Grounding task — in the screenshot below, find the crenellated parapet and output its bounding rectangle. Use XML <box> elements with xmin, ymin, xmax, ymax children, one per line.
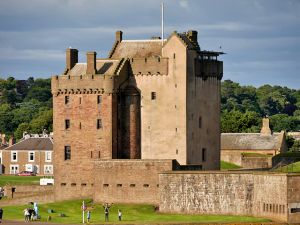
<box><xmin>51</xmin><ymin>74</ymin><xmax>117</xmax><ymax>96</ymax></box>
<box><xmin>129</xmin><ymin>57</ymin><xmax>168</xmax><ymax>76</ymax></box>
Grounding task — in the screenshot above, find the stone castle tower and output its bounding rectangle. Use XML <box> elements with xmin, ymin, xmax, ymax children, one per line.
<box><xmin>52</xmin><ymin>30</ymin><xmax>223</xmax><ymax>199</ymax></box>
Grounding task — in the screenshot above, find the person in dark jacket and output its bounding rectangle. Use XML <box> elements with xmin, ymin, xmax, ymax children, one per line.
<box><xmin>0</xmin><ymin>208</ymin><xmax>3</xmax><ymax>223</ymax></box>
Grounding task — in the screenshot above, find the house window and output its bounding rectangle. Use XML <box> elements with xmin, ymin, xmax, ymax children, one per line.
<box><xmin>151</xmin><ymin>92</ymin><xmax>156</xmax><ymax>100</ymax></box>
<box><xmin>11</xmin><ymin>151</ymin><xmax>18</xmax><ymax>162</ymax></box>
<box><xmin>65</xmin><ymin>96</ymin><xmax>70</xmax><ymax>104</ymax></box>
<box><xmin>44</xmin><ymin>165</ymin><xmax>53</xmax><ymax>174</ymax></box>
<box><xmin>202</xmin><ymin>148</ymin><xmax>206</xmax><ymax>162</ymax></box>
<box><xmin>64</xmin><ymin>146</ymin><xmax>71</xmax><ymax>160</ymax></box>
<box><xmin>97</xmin><ymin>119</ymin><xmax>102</xmax><ymax>129</ymax></box>
<box><xmin>65</xmin><ymin>119</ymin><xmax>70</xmax><ymax>129</ymax></box>
<box><xmin>28</xmin><ymin>151</ymin><xmax>35</xmax><ymax>162</ymax></box>
<box><xmin>199</xmin><ymin>116</ymin><xmax>202</xmax><ymax>128</ymax></box>
<box><xmin>97</xmin><ymin>95</ymin><xmax>102</xmax><ymax>104</ymax></box>
<box><xmin>45</xmin><ymin>151</ymin><xmax>52</xmax><ymax>162</ymax></box>
<box><xmin>10</xmin><ymin>165</ymin><xmax>19</xmax><ymax>174</ymax></box>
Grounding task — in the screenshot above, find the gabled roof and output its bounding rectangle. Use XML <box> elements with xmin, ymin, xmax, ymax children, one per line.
<box><xmin>109</xmin><ymin>40</ymin><xmax>163</xmax><ymax>59</ymax></box>
<box><xmin>221</xmin><ymin>132</ymin><xmax>284</xmax><ymax>150</ymax></box>
<box><xmin>4</xmin><ymin>137</ymin><xmax>53</xmax><ymax>151</ymax></box>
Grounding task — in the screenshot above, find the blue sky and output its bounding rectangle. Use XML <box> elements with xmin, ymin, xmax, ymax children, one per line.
<box><xmin>0</xmin><ymin>0</ymin><xmax>299</xmax><ymax>89</ymax></box>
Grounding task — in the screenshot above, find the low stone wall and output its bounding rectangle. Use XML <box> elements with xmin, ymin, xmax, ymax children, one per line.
<box><xmin>93</xmin><ymin>159</ymin><xmax>173</xmax><ymax>204</ymax></box>
<box><xmin>1</xmin><ymin>185</ymin><xmax>54</xmax><ymax>206</ymax></box>
<box><xmin>159</xmin><ymin>171</ymin><xmax>300</xmax><ymax>223</ymax></box>
<box><xmin>241</xmin><ymin>156</ymin><xmax>272</xmax><ymax>169</ymax></box>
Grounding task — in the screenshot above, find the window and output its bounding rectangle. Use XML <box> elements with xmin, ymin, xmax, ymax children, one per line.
<box><xmin>64</xmin><ymin>146</ymin><xmax>71</xmax><ymax>160</ymax></box>
<box><xmin>97</xmin><ymin>95</ymin><xmax>102</xmax><ymax>104</ymax></box>
<box><xmin>199</xmin><ymin>116</ymin><xmax>202</xmax><ymax>128</ymax></box>
<box><xmin>97</xmin><ymin>119</ymin><xmax>102</xmax><ymax>129</ymax></box>
<box><xmin>11</xmin><ymin>151</ymin><xmax>17</xmax><ymax>162</ymax></box>
<box><xmin>151</xmin><ymin>92</ymin><xmax>156</xmax><ymax>100</ymax></box>
<box><xmin>65</xmin><ymin>119</ymin><xmax>70</xmax><ymax>129</ymax></box>
<box><xmin>71</xmin><ymin>183</ymin><xmax>76</xmax><ymax>186</ymax></box>
<box><xmin>130</xmin><ymin>184</ymin><xmax>135</xmax><ymax>187</ymax></box>
<box><xmin>10</xmin><ymin>165</ymin><xmax>19</xmax><ymax>174</ymax></box>
<box><xmin>45</xmin><ymin>151</ymin><xmax>52</xmax><ymax>162</ymax></box>
<box><xmin>61</xmin><ymin>183</ymin><xmax>66</xmax><ymax>186</ymax></box>
<box><xmin>79</xmin><ymin>97</ymin><xmax>82</xmax><ymax>104</ymax></box>
<box><xmin>176</xmin><ymin>149</ymin><xmax>178</xmax><ymax>155</ymax></box>
<box><xmin>143</xmin><ymin>184</ymin><xmax>149</xmax><ymax>187</ymax></box>
<box><xmin>173</xmin><ymin>53</ymin><xmax>176</xmax><ymax>59</ymax></box>
<box><xmin>90</xmin><ymin>151</ymin><xmax>93</xmax><ymax>158</ymax></box>
<box><xmin>103</xmin><ymin>184</ymin><xmax>109</xmax><ymax>187</ymax></box>
<box><xmin>202</xmin><ymin>148</ymin><xmax>206</xmax><ymax>162</ymax></box>
<box><xmin>79</xmin><ymin>122</ymin><xmax>82</xmax><ymax>129</ymax></box>
<box><xmin>28</xmin><ymin>151</ymin><xmax>35</xmax><ymax>162</ymax></box>
<box><xmin>117</xmin><ymin>184</ymin><xmax>122</xmax><ymax>187</ymax></box>
<box><xmin>44</xmin><ymin>165</ymin><xmax>53</xmax><ymax>174</ymax></box>
<box><xmin>65</xmin><ymin>96</ymin><xmax>70</xmax><ymax>104</ymax></box>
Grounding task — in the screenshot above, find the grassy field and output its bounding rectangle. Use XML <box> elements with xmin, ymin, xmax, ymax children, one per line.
<box><xmin>275</xmin><ymin>161</ymin><xmax>300</xmax><ymax>173</ymax></box>
<box><xmin>1</xmin><ymin>199</ymin><xmax>271</xmax><ymax>224</ymax></box>
<box><xmin>0</xmin><ymin>175</ymin><xmax>40</xmax><ymax>186</ymax></box>
<box><xmin>220</xmin><ymin>161</ymin><xmax>242</xmax><ymax>170</ymax></box>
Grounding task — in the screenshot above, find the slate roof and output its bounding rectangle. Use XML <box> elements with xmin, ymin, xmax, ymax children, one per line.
<box><xmin>221</xmin><ymin>133</ymin><xmax>284</xmax><ymax>150</ymax></box>
<box><xmin>110</xmin><ymin>40</ymin><xmax>164</xmax><ymax>59</ymax></box>
<box><xmin>4</xmin><ymin>137</ymin><xmax>53</xmax><ymax>151</ymax></box>
<box><xmin>67</xmin><ymin>59</ymin><xmax>120</xmax><ymax>76</ymax></box>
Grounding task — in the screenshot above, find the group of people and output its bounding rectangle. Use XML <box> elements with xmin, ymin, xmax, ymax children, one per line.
<box><xmin>85</xmin><ymin>203</ymin><xmax>122</xmax><ymax>223</ymax></box>
<box><xmin>23</xmin><ymin>202</ymin><xmax>39</xmax><ymax>222</ymax></box>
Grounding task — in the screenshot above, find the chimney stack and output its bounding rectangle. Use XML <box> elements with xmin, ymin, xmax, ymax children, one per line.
<box><xmin>86</xmin><ymin>52</ymin><xmax>97</xmax><ymax>74</ymax></box>
<box><xmin>9</xmin><ymin>136</ymin><xmax>15</xmax><ymax>146</ymax></box>
<box><xmin>260</xmin><ymin>118</ymin><xmax>272</xmax><ymax>136</ymax></box>
<box><xmin>116</xmin><ymin>31</ymin><xmax>123</xmax><ymax>42</ymax></box>
<box><xmin>1</xmin><ymin>134</ymin><xmax>6</xmax><ymax>146</ymax></box>
<box><xmin>187</xmin><ymin>30</ymin><xmax>198</xmax><ymax>44</ymax></box>
<box><xmin>66</xmin><ymin>48</ymin><xmax>78</xmax><ymax>71</ymax></box>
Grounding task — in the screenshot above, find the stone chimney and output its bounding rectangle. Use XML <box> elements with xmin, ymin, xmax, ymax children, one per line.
<box><xmin>1</xmin><ymin>134</ymin><xmax>6</xmax><ymax>146</ymax></box>
<box><xmin>187</xmin><ymin>30</ymin><xmax>198</xmax><ymax>44</ymax></box>
<box><xmin>116</xmin><ymin>31</ymin><xmax>123</xmax><ymax>42</ymax></box>
<box><xmin>86</xmin><ymin>52</ymin><xmax>97</xmax><ymax>74</ymax></box>
<box><xmin>9</xmin><ymin>136</ymin><xmax>15</xmax><ymax>146</ymax></box>
<box><xmin>260</xmin><ymin>118</ymin><xmax>272</xmax><ymax>136</ymax></box>
<box><xmin>66</xmin><ymin>48</ymin><xmax>78</xmax><ymax>71</ymax></box>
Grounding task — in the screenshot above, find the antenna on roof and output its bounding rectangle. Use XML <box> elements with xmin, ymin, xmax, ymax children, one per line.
<box><xmin>161</xmin><ymin>2</ymin><xmax>164</xmax><ymax>46</ymax></box>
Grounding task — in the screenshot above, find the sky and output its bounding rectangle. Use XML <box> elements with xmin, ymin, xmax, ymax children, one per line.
<box><xmin>0</xmin><ymin>0</ymin><xmax>299</xmax><ymax>89</ymax></box>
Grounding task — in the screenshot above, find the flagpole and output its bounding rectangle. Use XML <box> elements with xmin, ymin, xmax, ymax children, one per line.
<box><xmin>161</xmin><ymin>2</ymin><xmax>164</xmax><ymax>46</ymax></box>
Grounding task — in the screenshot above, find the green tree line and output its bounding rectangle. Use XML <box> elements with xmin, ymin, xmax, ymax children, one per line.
<box><xmin>0</xmin><ymin>77</ymin><xmax>52</xmax><ymax>140</ymax></box>
<box><xmin>0</xmin><ymin>77</ymin><xmax>299</xmax><ymax>141</ymax></box>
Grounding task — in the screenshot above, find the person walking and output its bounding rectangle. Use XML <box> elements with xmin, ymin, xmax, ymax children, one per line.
<box><xmin>118</xmin><ymin>209</ymin><xmax>122</xmax><ymax>221</ymax></box>
<box><xmin>0</xmin><ymin>208</ymin><xmax>3</xmax><ymax>223</ymax></box>
<box><xmin>86</xmin><ymin>210</ymin><xmax>91</xmax><ymax>223</ymax></box>
<box><xmin>103</xmin><ymin>203</ymin><xmax>112</xmax><ymax>222</ymax></box>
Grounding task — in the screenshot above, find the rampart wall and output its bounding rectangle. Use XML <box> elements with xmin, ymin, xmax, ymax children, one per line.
<box><xmin>93</xmin><ymin>159</ymin><xmax>173</xmax><ymax>204</ymax></box>
<box><xmin>159</xmin><ymin>171</ymin><xmax>300</xmax><ymax>223</ymax></box>
<box><xmin>130</xmin><ymin>57</ymin><xmax>168</xmax><ymax>75</ymax></box>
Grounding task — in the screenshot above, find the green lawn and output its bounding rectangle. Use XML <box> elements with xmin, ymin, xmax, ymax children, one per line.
<box><xmin>1</xmin><ymin>199</ymin><xmax>271</xmax><ymax>224</ymax></box>
<box><xmin>0</xmin><ymin>175</ymin><xmax>40</xmax><ymax>186</ymax></box>
<box><xmin>275</xmin><ymin>161</ymin><xmax>300</xmax><ymax>173</ymax></box>
<box><xmin>220</xmin><ymin>161</ymin><xmax>242</xmax><ymax>170</ymax></box>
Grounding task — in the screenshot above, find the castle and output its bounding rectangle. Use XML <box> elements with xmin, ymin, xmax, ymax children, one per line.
<box><xmin>51</xmin><ymin>30</ymin><xmax>300</xmax><ymax>223</ymax></box>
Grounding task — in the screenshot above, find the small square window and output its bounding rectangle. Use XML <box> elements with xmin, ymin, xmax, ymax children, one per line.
<box><xmin>151</xmin><ymin>92</ymin><xmax>156</xmax><ymax>100</ymax></box>
<box><xmin>97</xmin><ymin>119</ymin><xmax>102</xmax><ymax>129</ymax></box>
<box><xmin>65</xmin><ymin>96</ymin><xmax>70</xmax><ymax>104</ymax></box>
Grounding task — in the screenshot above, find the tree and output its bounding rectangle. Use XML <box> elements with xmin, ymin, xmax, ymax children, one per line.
<box><xmin>14</xmin><ymin>122</ymin><xmax>30</xmax><ymax>140</ymax></box>
<box><xmin>0</xmin><ymin>103</ymin><xmax>14</xmax><ymax>133</ymax></box>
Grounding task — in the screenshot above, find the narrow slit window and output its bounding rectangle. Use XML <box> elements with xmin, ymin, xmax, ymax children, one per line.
<box><xmin>97</xmin><ymin>119</ymin><xmax>102</xmax><ymax>129</ymax></box>
<box><xmin>65</xmin><ymin>119</ymin><xmax>70</xmax><ymax>130</ymax></box>
<box><xmin>65</xmin><ymin>96</ymin><xmax>70</xmax><ymax>104</ymax></box>
<box><xmin>97</xmin><ymin>95</ymin><xmax>102</xmax><ymax>104</ymax></box>
<box><xmin>79</xmin><ymin>97</ymin><xmax>82</xmax><ymax>104</ymax></box>
<box><xmin>90</xmin><ymin>151</ymin><xmax>93</xmax><ymax>158</ymax></box>
<box><xmin>202</xmin><ymin>148</ymin><xmax>206</xmax><ymax>162</ymax></box>
<box><xmin>199</xmin><ymin>116</ymin><xmax>202</xmax><ymax>128</ymax></box>
<box><xmin>151</xmin><ymin>92</ymin><xmax>156</xmax><ymax>100</ymax></box>
<box><xmin>64</xmin><ymin>146</ymin><xmax>71</xmax><ymax>160</ymax></box>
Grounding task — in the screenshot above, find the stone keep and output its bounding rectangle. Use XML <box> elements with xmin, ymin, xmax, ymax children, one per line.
<box><xmin>51</xmin><ymin>30</ymin><xmax>223</xmax><ymax>200</ymax></box>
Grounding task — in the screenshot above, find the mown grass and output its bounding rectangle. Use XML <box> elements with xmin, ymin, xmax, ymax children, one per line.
<box><xmin>1</xmin><ymin>199</ymin><xmax>271</xmax><ymax>224</ymax></box>
<box><xmin>0</xmin><ymin>175</ymin><xmax>40</xmax><ymax>186</ymax></box>
<box><xmin>220</xmin><ymin>161</ymin><xmax>242</xmax><ymax>170</ymax></box>
<box><xmin>275</xmin><ymin>161</ymin><xmax>300</xmax><ymax>173</ymax></box>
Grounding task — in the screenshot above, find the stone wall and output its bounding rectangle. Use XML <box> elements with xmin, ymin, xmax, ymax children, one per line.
<box><xmin>241</xmin><ymin>156</ymin><xmax>272</xmax><ymax>169</ymax></box>
<box><xmin>159</xmin><ymin>171</ymin><xmax>300</xmax><ymax>223</ymax></box>
<box><xmin>93</xmin><ymin>159</ymin><xmax>173</xmax><ymax>204</ymax></box>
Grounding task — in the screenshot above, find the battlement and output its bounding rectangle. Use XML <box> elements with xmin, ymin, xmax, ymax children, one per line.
<box><xmin>129</xmin><ymin>57</ymin><xmax>168</xmax><ymax>76</ymax></box>
<box><xmin>51</xmin><ymin>74</ymin><xmax>116</xmax><ymax>95</ymax></box>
